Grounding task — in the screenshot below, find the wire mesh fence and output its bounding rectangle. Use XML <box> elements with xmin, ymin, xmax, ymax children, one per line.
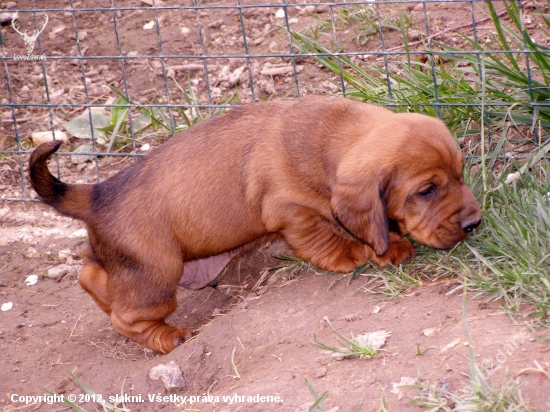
<box><xmin>1</xmin><ymin>0</ymin><xmax>548</xmax><ymax>201</ymax></box>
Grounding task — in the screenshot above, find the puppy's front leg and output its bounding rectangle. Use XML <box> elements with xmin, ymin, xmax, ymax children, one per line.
<box><xmin>279</xmin><ymin>209</ymin><xmax>415</xmax><ymax>272</ymax></box>
<box><xmin>370</xmin><ymin>232</ymin><xmax>415</xmax><ymax>267</ymax></box>
<box><xmin>279</xmin><ymin>209</ymin><xmax>372</xmax><ymax>272</ymax></box>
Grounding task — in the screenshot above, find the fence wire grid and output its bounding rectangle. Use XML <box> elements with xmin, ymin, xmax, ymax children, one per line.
<box><xmin>1</xmin><ymin>0</ymin><xmax>549</xmax><ymax>201</ymax></box>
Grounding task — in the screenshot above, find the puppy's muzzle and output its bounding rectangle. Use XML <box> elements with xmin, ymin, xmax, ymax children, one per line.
<box><xmin>457</xmin><ymin>199</ymin><xmax>482</xmax><ymax>235</ymax></box>
<box><xmin>462</xmin><ymin>218</ymin><xmax>481</xmax><ymax>234</ymax></box>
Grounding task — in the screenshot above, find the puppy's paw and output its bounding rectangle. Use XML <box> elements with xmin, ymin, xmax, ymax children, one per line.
<box><xmin>167</xmin><ymin>327</ymin><xmax>194</xmax><ymax>351</ymax></box>
<box><xmin>373</xmin><ymin>233</ymin><xmax>415</xmax><ymax>267</ymax></box>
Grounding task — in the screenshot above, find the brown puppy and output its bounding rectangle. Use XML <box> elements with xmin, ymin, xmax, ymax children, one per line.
<box><xmin>29</xmin><ymin>96</ymin><xmax>481</xmax><ymax>353</ymax></box>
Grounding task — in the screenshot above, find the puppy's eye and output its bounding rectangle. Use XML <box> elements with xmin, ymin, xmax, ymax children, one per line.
<box><xmin>418</xmin><ymin>185</ymin><xmax>437</xmax><ymax>198</ymax></box>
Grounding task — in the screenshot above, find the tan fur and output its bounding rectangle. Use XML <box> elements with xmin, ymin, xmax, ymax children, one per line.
<box><xmin>29</xmin><ymin>96</ymin><xmax>481</xmax><ymax>353</ymax></box>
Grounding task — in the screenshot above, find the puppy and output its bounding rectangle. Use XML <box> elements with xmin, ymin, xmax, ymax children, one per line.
<box><xmin>29</xmin><ymin>96</ymin><xmax>481</xmax><ymax>353</ymax></box>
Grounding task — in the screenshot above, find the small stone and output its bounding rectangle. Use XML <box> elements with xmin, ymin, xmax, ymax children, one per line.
<box><xmin>149</xmin><ymin>361</ymin><xmax>185</xmax><ymax>390</ymax></box>
<box><xmin>70</xmin><ymin>228</ymin><xmax>88</xmax><ymax>238</ymax></box>
<box><xmin>211</xmin><ymin>87</ymin><xmax>222</xmax><ymax>100</ymax></box>
<box><xmin>1</xmin><ymin>302</ymin><xmax>13</xmax><ymax>311</ymax></box>
<box><xmin>29</xmin><ymin>131</ymin><xmax>69</xmax><ymax>147</ymax></box>
<box><xmin>294</xmin><ymin>403</ymin><xmax>314</xmax><ymax>412</ymax></box>
<box><xmin>25</xmin><ymin>275</ymin><xmax>38</xmax><ymax>286</ymax></box>
<box><xmin>208</xmin><ymin>19</ymin><xmax>224</xmax><ymax>29</ymax></box>
<box><xmin>0</xmin><ymin>207</ymin><xmax>9</xmax><ymax>219</ymax></box>
<box><xmin>57</xmin><ymin>249</ymin><xmax>72</xmax><ymax>263</ymax></box>
<box><xmin>143</xmin><ymin>21</ymin><xmax>155</xmax><ymax>30</ymax></box>
<box><xmin>315</xmin><ymin>367</ymin><xmax>327</xmax><ymax>378</ymax></box>
<box><xmin>229</xmin><ymin>66</ymin><xmax>246</xmax><ymax>86</ymax></box>
<box><xmin>391</xmin><ymin>376</ymin><xmax>418</xmax><ymax>395</ymax></box>
<box><xmin>70</xmin><ymin>143</ymin><xmax>95</xmax><ymax>165</ymax></box>
<box><xmin>268</xmin><ymin>41</ymin><xmax>278</xmax><ymax>53</ymax></box>
<box><xmin>24</xmin><ymin>247</ymin><xmax>40</xmax><ymax>259</ymax></box>
<box><xmin>46</xmin><ymin>264</ymin><xmax>73</xmax><ymax>280</ymax></box>
<box><xmin>422</xmin><ymin>327</ymin><xmax>438</xmax><ymax>337</ymax></box>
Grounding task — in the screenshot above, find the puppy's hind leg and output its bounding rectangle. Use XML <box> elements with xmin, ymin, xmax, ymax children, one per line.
<box><xmin>79</xmin><ymin>260</ymin><xmax>113</xmax><ymax>314</ymax></box>
<box><xmin>108</xmin><ymin>265</ymin><xmax>192</xmax><ymax>354</ymax></box>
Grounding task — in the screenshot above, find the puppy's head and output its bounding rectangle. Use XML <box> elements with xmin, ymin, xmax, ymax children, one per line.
<box><xmin>331</xmin><ymin>111</ymin><xmax>481</xmax><ymax>255</ymax></box>
<box><xmin>384</xmin><ymin>114</ymin><xmax>482</xmax><ymax>249</ymax></box>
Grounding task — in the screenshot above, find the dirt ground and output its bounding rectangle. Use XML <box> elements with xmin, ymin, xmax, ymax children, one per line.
<box><xmin>1</xmin><ymin>1</ymin><xmax>550</xmax><ymax>411</ymax></box>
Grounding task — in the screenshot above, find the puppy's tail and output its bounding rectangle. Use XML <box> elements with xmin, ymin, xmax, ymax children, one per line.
<box><xmin>29</xmin><ymin>140</ymin><xmax>93</xmax><ymax>222</ymax></box>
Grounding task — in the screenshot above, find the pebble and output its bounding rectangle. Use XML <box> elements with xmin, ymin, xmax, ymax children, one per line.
<box><xmin>268</xmin><ymin>41</ymin><xmax>278</xmax><ymax>53</ymax></box>
<box><xmin>24</xmin><ymin>247</ymin><xmax>40</xmax><ymax>259</ymax></box>
<box><xmin>315</xmin><ymin>367</ymin><xmax>327</xmax><ymax>378</ymax></box>
<box><xmin>422</xmin><ymin>327</ymin><xmax>437</xmax><ymax>337</ymax></box>
<box><xmin>25</xmin><ymin>275</ymin><xmax>38</xmax><ymax>286</ymax></box>
<box><xmin>57</xmin><ymin>249</ymin><xmax>73</xmax><ymax>263</ymax></box>
<box><xmin>70</xmin><ymin>228</ymin><xmax>88</xmax><ymax>238</ymax></box>
<box><xmin>46</xmin><ymin>264</ymin><xmax>73</xmax><ymax>280</ymax></box>
<box><xmin>29</xmin><ymin>131</ymin><xmax>69</xmax><ymax>148</ymax></box>
<box><xmin>1</xmin><ymin>302</ymin><xmax>13</xmax><ymax>311</ymax></box>
<box><xmin>149</xmin><ymin>361</ymin><xmax>185</xmax><ymax>390</ymax></box>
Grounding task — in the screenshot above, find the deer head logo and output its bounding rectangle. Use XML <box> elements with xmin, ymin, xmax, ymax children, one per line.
<box><xmin>11</xmin><ymin>12</ymin><xmax>49</xmax><ymax>56</ymax></box>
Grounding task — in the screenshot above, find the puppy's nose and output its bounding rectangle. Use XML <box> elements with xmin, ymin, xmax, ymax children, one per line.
<box><xmin>462</xmin><ymin>218</ymin><xmax>481</xmax><ymax>234</ymax></box>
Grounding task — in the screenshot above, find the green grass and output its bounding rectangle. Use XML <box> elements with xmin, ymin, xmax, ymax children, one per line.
<box><xmin>305</xmin><ymin>378</ymin><xmax>329</xmax><ymax>412</ymax></box>
<box><xmin>308</xmin><ymin>4</ymin><xmax>412</xmax><ymax>47</ymax></box>
<box><xmin>461</xmin><ymin>160</ymin><xmax>550</xmax><ymax>321</ymax></box>
<box><xmin>292</xmin><ymin>0</ymin><xmax>550</xmax><ymax>133</ymax></box>
<box><xmin>410</xmin><ymin>367</ymin><xmax>530</xmax><ymax>411</ymax></box>
<box><xmin>433</xmin><ymin>0</ymin><xmax>550</xmax><ymax>127</ymax></box>
<box><xmin>305</xmin><ymin>378</ymin><xmax>367</xmax><ymax>412</ymax></box>
<box><xmin>312</xmin><ymin>316</ymin><xmax>387</xmax><ymax>360</ymax></box>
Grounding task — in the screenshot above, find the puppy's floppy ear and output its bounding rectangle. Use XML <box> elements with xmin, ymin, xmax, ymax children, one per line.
<box><xmin>331</xmin><ymin>169</ymin><xmax>390</xmax><ymax>257</ymax></box>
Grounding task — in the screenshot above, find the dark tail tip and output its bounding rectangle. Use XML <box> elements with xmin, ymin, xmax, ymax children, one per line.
<box><xmin>29</xmin><ymin>140</ymin><xmax>67</xmax><ymax>207</ymax></box>
<box><xmin>29</xmin><ymin>140</ymin><xmax>63</xmax><ymax>167</ymax></box>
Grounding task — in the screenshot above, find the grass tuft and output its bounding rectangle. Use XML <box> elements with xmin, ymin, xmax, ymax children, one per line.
<box><xmin>312</xmin><ymin>317</ymin><xmax>388</xmax><ymax>360</ymax></box>
<box><xmin>292</xmin><ymin>0</ymin><xmax>550</xmax><ymax>133</ymax></box>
